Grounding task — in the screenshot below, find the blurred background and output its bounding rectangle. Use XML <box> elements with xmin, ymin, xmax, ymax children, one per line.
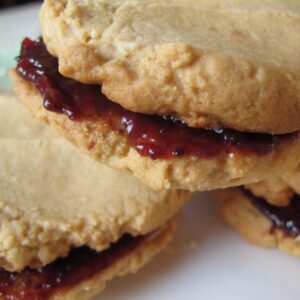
<box><xmin>0</xmin><ymin>0</ymin><xmax>40</xmax><ymax>9</ymax></box>
<box><xmin>0</xmin><ymin>0</ymin><xmax>41</xmax><ymax>89</ymax></box>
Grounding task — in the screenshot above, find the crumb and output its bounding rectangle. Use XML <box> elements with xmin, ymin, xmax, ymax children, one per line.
<box><xmin>183</xmin><ymin>240</ymin><xmax>198</xmax><ymax>251</ymax></box>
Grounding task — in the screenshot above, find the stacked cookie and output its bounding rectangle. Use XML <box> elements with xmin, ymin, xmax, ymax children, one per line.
<box><xmin>4</xmin><ymin>0</ymin><xmax>300</xmax><ymax>298</ymax></box>
<box><xmin>217</xmin><ymin>169</ymin><xmax>300</xmax><ymax>257</ymax></box>
<box><xmin>0</xmin><ymin>93</ymin><xmax>189</xmax><ymax>299</ymax></box>
<box><xmin>13</xmin><ymin>0</ymin><xmax>300</xmax><ymax>193</ymax></box>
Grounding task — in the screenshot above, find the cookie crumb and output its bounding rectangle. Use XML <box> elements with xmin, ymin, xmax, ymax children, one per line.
<box><xmin>184</xmin><ymin>240</ymin><xmax>198</xmax><ymax>251</ymax></box>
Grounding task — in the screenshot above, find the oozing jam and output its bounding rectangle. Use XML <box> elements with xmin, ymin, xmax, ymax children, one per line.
<box><xmin>244</xmin><ymin>189</ymin><xmax>300</xmax><ymax>238</ymax></box>
<box><xmin>0</xmin><ymin>234</ymin><xmax>146</xmax><ymax>300</ymax></box>
<box><xmin>16</xmin><ymin>38</ymin><xmax>297</xmax><ymax>160</ymax></box>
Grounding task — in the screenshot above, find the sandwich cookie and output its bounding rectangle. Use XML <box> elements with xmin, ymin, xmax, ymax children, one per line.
<box><xmin>216</xmin><ymin>187</ymin><xmax>300</xmax><ymax>257</ymax></box>
<box><xmin>0</xmin><ymin>94</ymin><xmax>189</xmax><ymax>298</ymax></box>
<box><xmin>41</xmin><ymin>0</ymin><xmax>300</xmax><ymax>134</ymax></box>
<box><xmin>12</xmin><ymin>0</ymin><xmax>300</xmax><ymax>191</ymax></box>
<box><xmin>245</xmin><ymin>165</ymin><xmax>300</xmax><ymax>207</ymax></box>
<box><xmin>11</xmin><ymin>35</ymin><xmax>300</xmax><ymax>191</ymax></box>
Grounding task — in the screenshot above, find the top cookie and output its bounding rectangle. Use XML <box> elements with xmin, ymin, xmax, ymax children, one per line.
<box><xmin>41</xmin><ymin>0</ymin><xmax>300</xmax><ymax>134</ymax></box>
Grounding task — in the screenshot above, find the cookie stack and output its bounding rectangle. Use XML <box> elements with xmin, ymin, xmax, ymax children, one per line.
<box><xmin>13</xmin><ymin>0</ymin><xmax>300</xmax><ymax>192</ymax></box>
<box><xmin>3</xmin><ymin>0</ymin><xmax>300</xmax><ymax>298</ymax></box>
<box><xmin>0</xmin><ymin>93</ymin><xmax>189</xmax><ymax>299</ymax></box>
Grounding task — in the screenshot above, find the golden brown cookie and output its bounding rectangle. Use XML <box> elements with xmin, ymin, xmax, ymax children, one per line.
<box><xmin>0</xmin><ymin>92</ymin><xmax>55</xmax><ymax>139</ymax></box>
<box><xmin>281</xmin><ymin>165</ymin><xmax>300</xmax><ymax>196</ymax></box>
<box><xmin>0</xmin><ymin>217</ymin><xmax>177</xmax><ymax>300</ymax></box>
<box><xmin>245</xmin><ymin>164</ymin><xmax>300</xmax><ymax>207</ymax></box>
<box><xmin>216</xmin><ymin>188</ymin><xmax>300</xmax><ymax>257</ymax></box>
<box><xmin>245</xmin><ymin>178</ymin><xmax>293</xmax><ymax>207</ymax></box>
<box><xmin>11</xmin><ymin>68</ymin><xmax>300</xmax><ymax>192</ymax></box>
<box><xmin>0</xmin><ymin>94</ymin><xmax>189</xmax><ymax>271</ymax></box>
<box><xmin>40</xmin><ymin>0</ymin><xmax>300</xmax><ymax>134</ymax></box>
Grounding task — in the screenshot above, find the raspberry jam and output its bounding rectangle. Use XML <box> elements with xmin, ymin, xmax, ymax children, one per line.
<box><xmin>244</xmin><ymin>189</ymin><xmax>300</xmax><ymax>238</ymax></box>
<box><xmin>0</xmin><ymin>234</ymin><xmax>145</xmax><ymax>300</ymax></box>
<box><xmin>16</xmin><ymin>38</ymin><xmax>296</xmax><ymax>160</ymax></box>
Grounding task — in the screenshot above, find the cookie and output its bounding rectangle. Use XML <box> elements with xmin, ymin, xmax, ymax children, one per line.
<box><xmin>245</xmin><ymin>178</ymin><xmax>293</xmax><ymax>207</ymax></box>
<box><xmin>0</xmin><ymin>94</ymin><xmax>189</xmax><ymax>271</ymax></box>
<box><xmin>11</xmin><ymin>54</ymin><xmax>300</xmax><ymax>191</ymax></box>
<box><xmin>40</xmin><ymin>0</ymin><xmax>300</xmax><ymax>133</ymax></box>
<box><xmin>0</xmin><ymin>217</ymin><xmax>177</xmax><ymax>300</ymax></box>
<box><xmin>245</xmin><ymin>164</ymin><xmax>300</xmax><ymax>207</ymax></box>
<box><xmin>281</xmin><ymin>165</ymin><xmax>300</xmax><ymax>196</ymax></box>
<box><xmin>216</xmin><ymin>187</ymin><xmax>300</xmax><ymax>257</ymax></box>
<box><xmin>0</xmin><ymin>92</ymin><xmax>55</xmax><ymax>139</ymax></box>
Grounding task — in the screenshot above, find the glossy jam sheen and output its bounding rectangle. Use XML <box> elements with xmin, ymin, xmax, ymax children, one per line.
<box><xmin>244</xmin><ymin>189</ymin><xmax>300</xmax><ymax>238</ymax></box>
<box><xmin>0</xmin><ymin>235</ymin><xmax>145</xmax><ymax>300</ymax></box>
<box><xmin>16</xmin><ymin>38</ymin><xmax>296</xmax><ymax>160</ymax></box>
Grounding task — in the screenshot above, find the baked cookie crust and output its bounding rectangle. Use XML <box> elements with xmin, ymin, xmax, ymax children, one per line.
<box><xmin>245</xmin><ymin>164</ymin><xmax>300</xmax><ymax>207</ymax></box>
<box><xmin>0</xmin><ymin>217</ymin><xmax>177</xmax><ymax>300</ymax></box>
<box><xmin>245</xmin><ymin>178</ymin><xmax>293</xmax><ymax>207</ymax></box>
<box><xmin>40</xmin><ymin>0</ymin><xmax>300</xmax><ymax>134</ymax></box>
<box><xmin>216</xmin><ymin>188</ymin><xmax>300</xmax><ymax>257</ymax></box>
<box><xmin>11</xmin><ymin>70</ymin><xmax>300</xmax><ymax>191</ymax></box>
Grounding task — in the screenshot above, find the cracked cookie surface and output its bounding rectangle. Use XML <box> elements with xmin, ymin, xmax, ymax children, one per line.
<box><xmin>41</xmin><ymin>0</ymin><xmax>300</xmax><ymax>134</ymax></box>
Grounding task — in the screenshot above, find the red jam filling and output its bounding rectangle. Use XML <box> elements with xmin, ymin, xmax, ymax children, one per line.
<box><xmin>0</xmin><ymin>234</ymin><xmax>145</xmax><ymax>300</ymax></box>
<box><xmin>244</xmin><ymin>188</ymin><xmax>300</xmax><ymax>238</ymax></box>
<box><xmin>16</xmin><ymin>38</ymin><xmax>297</xmax><ymax>160</ymax></box>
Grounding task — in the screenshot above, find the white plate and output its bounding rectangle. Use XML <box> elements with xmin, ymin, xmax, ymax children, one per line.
<box><xmin>1</xmin><ymin>4</ymin><xmax>300</xmax><ymax>300</ymax></box>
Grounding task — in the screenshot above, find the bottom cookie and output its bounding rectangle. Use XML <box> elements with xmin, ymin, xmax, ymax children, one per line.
<box><xmin>244</xmin><ymin>164</ymin><xmax>300</xmax><ymax>207</ymax></box>
<box><xmin>0</xmin><ymin>216</ymin><xmax>177</xmax><ymax>300</ymax></box>
<box><xmin>215</xmin><ymin>188</ymin><xmax>300</xmax><ymax>257</ymax></box>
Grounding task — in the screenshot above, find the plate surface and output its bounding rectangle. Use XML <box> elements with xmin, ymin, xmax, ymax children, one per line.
<box><xmin>1</xmin><ymin>4</ymin><xmax>300</xmax><ymax>300</ymax></box>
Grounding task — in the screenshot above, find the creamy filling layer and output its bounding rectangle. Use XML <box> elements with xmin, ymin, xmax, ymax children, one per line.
<box><xmin>0</xmin><ymin>234</ymin><xmax>147</xmax><ymax>300</ymax></box>
<box><xmin>16</xmin><ymin>38</ymin><xmax>297</xmax><ymax>160</ymax></box>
